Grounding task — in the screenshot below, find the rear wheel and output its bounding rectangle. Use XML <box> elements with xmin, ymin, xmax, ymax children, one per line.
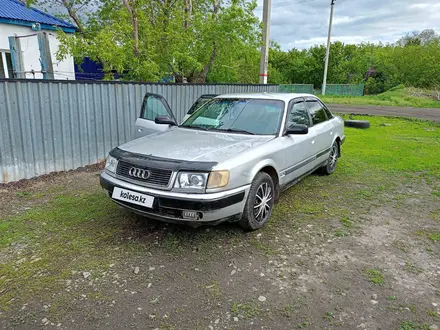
<box><xmin>320</xmin><ymin>141</ymin><xmax>339</xmax><ymax>175</ymax></box>
<box><xmin>239</xmin><ymin>172</ymin><xmax>275</xmax><ymax>231</ymax></box>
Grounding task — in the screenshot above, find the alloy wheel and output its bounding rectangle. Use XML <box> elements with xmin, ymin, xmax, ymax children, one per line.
<box><xmin>328</xmin><ymin>144</ymin><xmax>338</xmax><ymax>171</ymax></box>
<box><xmin>253</xmin><ymin>182</ymin><xmax>273</xmax><ymax>223</ymax></box>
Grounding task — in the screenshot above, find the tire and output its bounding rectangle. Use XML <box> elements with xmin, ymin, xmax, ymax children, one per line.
<box><xmin>344</xmin><ymin>120</ymin><xmax>370</xmax><ymax>129</ymax></box>
<box><xmin>320</xmin><ymin>141</ymin><xmax>339</xmax><ymax>175</ymax></box>
<box><xmin>239</xmin><ymin>172</ymin><xmax>275</xmax><ymax>231</ymax></box>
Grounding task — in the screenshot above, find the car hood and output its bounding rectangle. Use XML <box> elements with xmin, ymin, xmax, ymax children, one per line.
<box><xmin>119</xmin><ymin>127</ymin><xmax>274</xmax><ymax>163</ymax></box>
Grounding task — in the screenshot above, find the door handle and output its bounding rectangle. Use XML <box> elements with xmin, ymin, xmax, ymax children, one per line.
<box><xmin>311</xmin><ymin>140</ymin><xmax>315</xmax><ymax>144</ymax></box>
<box><xmin>138</xmin><ymin>128</ymin><xmax>143</xmax><ymax>132</ymax></box>
<box><xmin>330</xmin><ymin>131</ymin><xmax>333</xmax><ymax>135</ymax></box>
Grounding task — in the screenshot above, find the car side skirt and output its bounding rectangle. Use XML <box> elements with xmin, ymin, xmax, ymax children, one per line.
<box><xmin>280</xmin><ymin>161</ymin><xmax>327</xmax><ymax>192</ymax></box>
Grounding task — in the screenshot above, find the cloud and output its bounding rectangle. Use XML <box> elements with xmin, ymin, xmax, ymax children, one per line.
<box><xmin>255</xmin><ymin>0</ymin><xmax>440</xmax><ymax>50</ymax></box>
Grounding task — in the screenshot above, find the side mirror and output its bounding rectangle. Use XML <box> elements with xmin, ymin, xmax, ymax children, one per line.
<box><xmin>285</xmin><ymin>124</ymin><xmax>308</xmax><ymax>135</ymax></box>
<box><xmin>155</xmin><ymin>116</ymin><xmax>177</xmax><ymax>126</ymax></box>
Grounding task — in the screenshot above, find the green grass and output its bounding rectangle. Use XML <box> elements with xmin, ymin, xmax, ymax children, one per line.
<box><xmin>398</xmin><ymin>321</ymin><xmax>431</xmax><ymax>330</ymax></box>
<box><xmin>334</xmin><ymin>228</ymin><xmax>348</xmax><ymax>237</ymax></box>
<box><xmin>428</xmin><ymin>233</ymin><xmax>440</xmax><ymax>242</ymax></box>
<box><xmin>15</xmin><ymin>191</ymin><xmax>32</xmax><ymax>197</ymax></box>
<box><xmin>340</xmin><ymin>215</ymin><xmax>354</xmax><ymax>228</ymax></box>
<box><xmin>231</xmin><ymin>301</ymin><xmax>262</xmax><ymax>319</ymax></box>
<box><xmin>427</xmin><ymin>309</ymin><xmax>439</xmax><ymax>319</ymax></box>
<box><xmin>320</xmin><ymin>86</ymin><xmax>440</xmax><ymax>108</ymax></box>
<box><xmin>203</xmin><ymin>280</ymin><xmax>222</xmax><ymax>299</ymax></box>
<box><xmin>323</xmin><ymin>311</ymin><xmax>334</xmax><ymax>320</ymax></box>
<box><xmin>0</xmin><ymin>193</ymin><xmax>125</xmax><ymax>309</ymax></box>
<box><xmin>338</xmin><ymin>115</ymin><xmax>440</xmax><ymax>179</ymax></box>
<box><xmin>297</xmin><ymin>321</ymin><xmax>310</xmax><ymax>328</ymax></box>
<box><xmin>404</xmin><ymin>261</ymin><xmax>423</xmax><ymax>275</ymax></box>
<box><xmin>279</xmin><ymin>304</ymin><xmax>294</xmax><ymax>318</ymax></box>
<box><xmin>417</xmin><ymin>230</ymin><xmax>440</xmax><ymax>243</ymax></box>
<box><xmin>364</xmin><ymin>268</ymin><xmax>385</xmax><ymax>285</ymax></box>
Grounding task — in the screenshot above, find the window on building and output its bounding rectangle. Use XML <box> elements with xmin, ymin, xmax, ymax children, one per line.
<box><xmin>5</xmin><ymin>52</ymin><xmax>13</xmax><ymax>78</ymax></box>
<box><xmin>0</xmin><ymin>52</ymin><xmax>14</xmax><ymax>79</ymax></box>
<box><xmin>0</xmin><ymin>54</ymin><xmax>5</xmax><ymax>79</ymax></box>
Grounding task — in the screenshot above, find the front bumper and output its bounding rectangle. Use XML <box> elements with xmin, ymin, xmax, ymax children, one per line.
<box><xmin>100</xmin><ymin>171</ymin><xmax>250</xmax><ymax>225</ymax></box>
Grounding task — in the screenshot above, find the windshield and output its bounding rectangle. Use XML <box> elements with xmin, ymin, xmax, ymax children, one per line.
<box><xmin>187</xmin><ymin>95</ymin><xmax>217</xmax><ymax>115</ymax></box>
<box><xmin>181</xmin><ymin>98</ymin><xmax>285</xmax><ymax>135</ymax></box>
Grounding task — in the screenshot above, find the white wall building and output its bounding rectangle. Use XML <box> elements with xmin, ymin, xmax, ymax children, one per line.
<box><xmin>0</xmin><ymin>0</ymin><xmax>76</xmax><ymax>80</ymax></box>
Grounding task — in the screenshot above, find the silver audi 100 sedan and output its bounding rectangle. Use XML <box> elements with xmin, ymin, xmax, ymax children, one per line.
<box><xmin>100</xmin><ymin>93</ymin><xmax>345</xmax><ymax>230</ymax></box>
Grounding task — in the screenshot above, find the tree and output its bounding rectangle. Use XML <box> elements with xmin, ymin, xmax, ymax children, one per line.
<box><xmin>26</xmin><ymin>0</ymin><xmax>97</xmax><ymax>33</ymax></box>
<box><xmin>25</xmin><ymin>0</ymin><xmax>440</xmax><ymax>90</ymax></box>
<box><xmin>55</xmin><ymin>0</ymin><xmax>261</xmax><ymax>82</ymax></box>
<box><xmin>397</xmin><ymin>29</ymin><xmax>439</xmax><ymax>47</ymax></box>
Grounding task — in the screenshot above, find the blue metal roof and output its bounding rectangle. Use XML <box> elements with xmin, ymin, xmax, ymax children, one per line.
<box><xmin>0</xmin><ymin>0</ymin><xmax>76</xmax><ymax>31</ymax></box>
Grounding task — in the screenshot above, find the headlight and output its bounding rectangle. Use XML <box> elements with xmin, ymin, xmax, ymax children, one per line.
<box><xmin>105</xmin><ymin>155</ymin><xmax>118</xmax><ymax>173</ymax></box>
<box><xmin>207</xmin><ymin>170</ymin><xmax>230</xmax><ymax>188</ymax></box>
<box><xmin>174</xmin><ymin>172</ymin><xmax>208</xmax><ymax>190</ymax></box>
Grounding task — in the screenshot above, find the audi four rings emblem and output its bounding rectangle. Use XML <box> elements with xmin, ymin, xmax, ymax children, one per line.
<box><xmin>128</xmin><ymin>167</ymin><xmax>151</xmax><ymax>179</ymax></box>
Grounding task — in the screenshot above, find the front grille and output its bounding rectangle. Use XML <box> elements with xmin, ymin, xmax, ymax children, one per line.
<box><xmin>116</xmin><ymin>160</ymin><xmax>172</xmax><ymax>187</ymax></box>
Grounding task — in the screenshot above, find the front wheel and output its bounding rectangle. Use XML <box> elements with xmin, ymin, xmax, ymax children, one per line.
<box><xmin>320</xmin><ymin>141</ymin><xmax>339</xmax><ymax>175</ymax></box>
<box><xmin>239</xmin><ymin>172</ymin><xmax>275</xmax><ymax>231</ymax></box>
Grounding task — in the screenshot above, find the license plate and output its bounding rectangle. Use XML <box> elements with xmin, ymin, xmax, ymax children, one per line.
<box><xmin>112</xmin><ymin>187</ymin><xmax>154</xmax><ymax>208</ymax></box>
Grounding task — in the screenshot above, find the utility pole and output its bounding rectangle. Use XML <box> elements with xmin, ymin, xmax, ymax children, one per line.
<box><xmin>322</xmin><ymin>0</ymin><xmax>335</xmax><ymax>95</ymax></box>
<box><xmin>259</xmin><ymin>0</ymin><xmax>271</xmax><ymax>84</ymax></box>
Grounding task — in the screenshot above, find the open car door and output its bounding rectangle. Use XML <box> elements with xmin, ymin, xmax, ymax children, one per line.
<box><xmin>134</xmin><ymin>93</ymin><xmax>177</xmax><ymax>139</ymax></box>
<box><xmin>181</xmin><ymin>94</ymin><xmax>218</xmax><ymax>123</ymax></box>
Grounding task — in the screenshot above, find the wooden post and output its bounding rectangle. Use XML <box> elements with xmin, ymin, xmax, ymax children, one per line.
<box><xmin>37</xmin><ymin>32</ymin><xmax>54</xmax><ymax>80</ymax></box>
<box><xmin>8</xmin><ymin>36</ymin><xmax>25</xmax><ymax>78</ymax></box>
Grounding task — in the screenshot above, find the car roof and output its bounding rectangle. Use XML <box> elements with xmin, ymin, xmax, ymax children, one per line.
<box><xmin>199</xmin><ymin>94</ymin><xmax>219</xmax><ymax>97</ymax></box>
<box><xmin>214</xmin><ymin>92</ymin><xmax>317</xmax><ymax>102</ymax></box>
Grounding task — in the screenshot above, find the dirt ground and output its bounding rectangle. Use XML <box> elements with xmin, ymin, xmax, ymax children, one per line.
<box><xmin>329</xmin><ymin>104</ymin><xmax>440</xmax><ymax>122</ymax></box>
<box><xmin>0</xmin><ymin>117</ymin><xmax>439</xmax><ymax>330</ymax></box>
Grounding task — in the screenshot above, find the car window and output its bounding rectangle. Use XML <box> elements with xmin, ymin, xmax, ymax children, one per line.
<box><xmin>306</xmin><ymin>100</ymin><xmax>328</xmax><ymax>125</ymax></box>
<box><xmin>187</xmin><ymin>95</ymin><xmax>217</xmax><ymax>115</ymax></box>
<box><xmin>141</xmin><ymin>95</ymin><xmax>170</xmax><ymax>121</ymax></box>
<box><xmin>181</xmin><ymin>98</ymin><xmax>285</xmax><ymax>135</ymax></box>
<box><xmin>287</xmin><ymin>100</ymin><xmax>311</xmax><ymax>127</ymax></box>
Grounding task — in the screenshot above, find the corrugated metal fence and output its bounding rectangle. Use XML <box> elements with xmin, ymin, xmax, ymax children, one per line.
<box><xmin>0</xmin><ymin>79</ymin><xmax>278</xmax><ymax>183</ymax></box>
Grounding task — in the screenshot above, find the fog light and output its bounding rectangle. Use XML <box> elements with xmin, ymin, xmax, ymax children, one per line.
<box><xmin>182</xmin><ymin>210</ymin><xmax>202</xmax><ymax>220</ymax></box>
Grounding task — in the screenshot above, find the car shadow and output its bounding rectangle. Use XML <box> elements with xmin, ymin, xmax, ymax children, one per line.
<box><xmin>115</xmin><ymin>209</ymin><xmax>247</xmax><ymax>248</ymax></box>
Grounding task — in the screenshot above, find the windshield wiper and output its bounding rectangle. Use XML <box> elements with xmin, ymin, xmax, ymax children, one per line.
<box><xmin>181</xmin><ymin>125</ymin><xmax>209</xmax><ymax>131</ymax></box>
<box><xmin>224</xmin><ymin>128</ymin><xmax>255</xmax><ymax>135</ymax></box>
<box><xmin>182</xmin><ymin>126</ymin><xmax>255</xmax><ymax>135</ymax></box>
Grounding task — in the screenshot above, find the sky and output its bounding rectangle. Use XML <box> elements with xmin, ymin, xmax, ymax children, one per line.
<box><xmin>254</xmin><ymin>0</ymin><xmax>440</xmax><ymax>50</ymax></box>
